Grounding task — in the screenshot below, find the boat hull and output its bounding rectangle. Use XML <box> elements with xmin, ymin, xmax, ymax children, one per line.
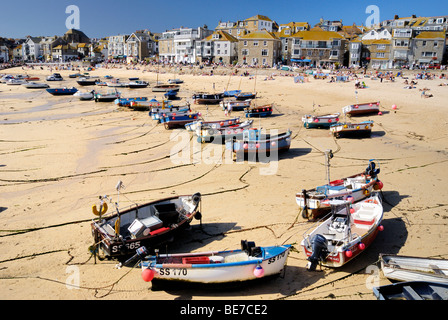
<box><xmin>141</xmin><ymin>245</ymin><xmax>291</xmax><ymax>284</ymax></box>
<box><xmin>245</xmin><ymin>105</ymin><xmax>273</xmax><ymax>118</ymax></box>
<box><xmin>342</xmin><ymin>102</ymin><xmax>380</xmax><ymax>116</ymax></box>
<box><xmin>380</xmin><ymin>254</ymin><xmax>448</xmax><ymax>283</ymax></box>
<box><xmin>302</xmin><ymin>113</ymin><xmax>340</xmax><ymax>129</ymax></box>
<box><xmin>161</xmin><ymin>113</ymin><xmax>200</xmax><ymax>129</ymax></box>
<box><xmin>185</xmin><ymin>118</ymin><xmax>240</xmax><ymax>132</ymax></box>
<box><xmin>373</xmin><ymin>281</ymin><xmax>448</xmax><ymax>300</ymax></box>
<box><xmin>46</xmin><ymin>88</ymin><xmax>78</xmax><ymax>95</ymax></box>
<box><xmin>196</xmin><ymin>120</ymin><xmax>253</xmax><ymax>143</ymax></box>
<box><xmin>153</xmin><ymin>85</ymin><xmax>180</xmax><ymax>92</ymax></box>
<box><xmin>330</xmin><ymin>121</ymin><xmax>373</xmax><ymax>138</ymax></box>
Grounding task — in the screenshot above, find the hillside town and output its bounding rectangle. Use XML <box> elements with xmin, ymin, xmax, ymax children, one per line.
<box><xmin>1</xmin><ymin>14</ymin><xmax>447</xmax><ymax>70</ymax></box>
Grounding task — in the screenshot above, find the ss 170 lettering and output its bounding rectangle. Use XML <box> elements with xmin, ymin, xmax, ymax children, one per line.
<box><xmin>267</xmin><ymin>251</ymin><xmax>286</xmax><ymax>264</ymax></box>
<box><xmin>159</xmin><ymin>268</ymin><xmax>188</xmax><ymax>276</ymax></box>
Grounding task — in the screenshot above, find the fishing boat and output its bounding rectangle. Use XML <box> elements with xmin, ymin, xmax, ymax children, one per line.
<box><xmin>296</xmin><ymin>155</ymin><xmax>383</xmax><ymax>220</ymax></box>
<box><xmin>77</xmin><ymin>77</ymin><xmax>99</xmax><ymax>86</ymax></box>
<box><xmin>107</xmin><ymin>80</ymin><xmax>129</xmax><ymax>88</ymax></box>
<box><xmin>301</xmin><ymin>194</ymin><xmax>384</xmax><ymax>270</ymax></box>
<box><xmin>223</xmin><ymin>90</ymin><xmax>241</xmax><ymax>97</ymax></box>
<box><xmin>74</xmin><ymin>90</ymin><xmax>95</xmax><ymax>101</ymax></box>
<box><xmin>226</xmin><ymin>128</ymin><xmax>292</xmax><ymax>161</ymax></box>
<box><xmin>184</xmin><ymin>118</ymin><xmax>240</xmax><ymax>132</ymax></box>
<box><xmin>69</xmin><ymin>73</ymin><xmax>83</xmax><ymax>78</ymax></box>
<box><xmin>90</xmin><ymin>182</ymin><xmax>202</xmax><ymax>259</ymax></box>
<box><xmin>168</xmin><ymin>79</ymin><xmax>183</xmax><ymax>84</ymax></box>
<box><xmin>115</xmin><ymin>97</ymin><xmax>148</xmax><ymax>107</ymax></box>
<box><xmin>131</xmin><ymin>99</ymin><xmax>172</xmax><ymax>111</ymax></box>
<box><xmin>192</xmin><ymin>93</ymin><xmax>223</xmax><ymax>104</ymax></box>
<box><xmin>342</xmin><ymin>101</ymin><xmax>380</xmax><ymax>116</ymax></box>
<box><xmin>24</xmin><ymin>76</ymin><xmax>40</xmax><ymax>81</ymax></box>
<box><xmin>164</xmin><ymin>90</ymin><xmax>178</xmax><ymax>100</ymax></box>
<box><xmin>379</xmin><ymin>254</ymin><xmax>448</xmax><ymax>284</ymax></box>
<box><xmin>220</xmin><ymin>100</ymin><xmax>251</xmax><ymax>112</ymax></box>
<box><xmin>330</xmin><ymin>120</ymin><xmax>374</xmax><ymax>138</ymax></box>
<box><xmin>128</xmin><ymin>80</ymin><xmax>149</xmax><ymax>89</ymax></box>
<box><xmin>6</xmin><ymin>79</ymin><xmax>27</xmax><ymax>85</ymax></box>
<box><xmin>0</xmin><ymin>75</ymin><xmax>14</xmax><ymax>83</ymax></box>
<box><xmin>302</xmin><ymin>113</ymin><xmax>341</xmax><ymax>129</ymax></box>
<box><xmin>137</xmin><ymin>240</ymin><xmax>291</xmax><ymax>286</ymax></box>
<box><xmin>46</xmin><ymin>87</ymin><xmax>78</xmax><ymax>96</ymax></box>
<box><xmin>245</xmin><ymin>104</ymin><xmax>273</xmax><ymax>118</ymax></box>
<box><xmin>152</xmin><ymin>84</ymin><xmax>180</xmax><ymax>92</ymax></box>
<box><xmin>160</xmin><ymin>112</ymin><xmax>200</xmax><ymax>129</ymax></box>
<box><xmin>235</xmin><ymin>92</ymin><xmax>256</xmax><ymax>100</ymax></box>
<box><xmin>195</xmin><ymin>120</ymin><xmax>254</xmax><ymax>143</ymax></box>
<box><xmin>373</xmin><ymin>281</ymin><xmax>448</xmax><ymax>300</ymax></box>
<box><xmin>151</xmin><ymin>108</ymin><xmax>191</xmax><ymax>122</ymax></box>
<box><xmin>46</xmin><ymin>73</ymin><xmax>63</xmax><ymax>81</ymax></box>
<box><xmin>22</xmin><ymin>82</ymin><xmax>49</xmax><ymax>89</ymax></box>
<box><xmin>94</xmin><ymin>90</ymin><xmax>121</xmax><ymax>102</ymax></box>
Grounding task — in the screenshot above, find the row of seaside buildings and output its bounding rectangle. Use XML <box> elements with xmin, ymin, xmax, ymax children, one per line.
<box><xmin>1</xmin><ymin>14</ymin><xmax>447</xmax><ymax>69</ymax></box>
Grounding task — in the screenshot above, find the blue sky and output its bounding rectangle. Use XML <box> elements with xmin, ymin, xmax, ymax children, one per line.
<box><xmin>0</xmin><ymin>0</ymin><xmax>447</xmax><ymax>39</ymax></box>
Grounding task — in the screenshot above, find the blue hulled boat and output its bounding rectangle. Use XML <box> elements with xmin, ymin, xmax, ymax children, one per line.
<box><xmin>46</xmin><ymin>87</ymin><xmax>78</xmax><ymax>96</ymax></box>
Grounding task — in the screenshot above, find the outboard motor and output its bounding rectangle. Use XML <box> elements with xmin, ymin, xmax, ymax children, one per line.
<box><xmin>121</xmin><ymin>246</ymin><xmax>150</xmax><ymax>268</ymax></box>
<box><xmin>365</xmin><ymin>161</ymin><xmax>380</xmax><ymax>179</ymax></box>
<box><xmin>307</xmin><ymin>234</ymin><xmax>328</xmax><ymax>271</ymax></box>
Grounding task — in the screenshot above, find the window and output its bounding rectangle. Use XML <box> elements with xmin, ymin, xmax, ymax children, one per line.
<box><xmin>352</xmin><ymin>43</ymin><xmax>359</xmax><ymax>49</ymax></box>
<box><xmin>243</xmin><ymin>41</ymin><xmax>247</xmax><ymax>46</ymax></box>
<box><xmin>331</xmin><ymin>50</ymin><xmax>338</xmax><ymax>56</ymax></box>
<box><xmin>217</xmin><ymin>50</ymin><xmax>220</xmax><ymax>55</ymax></box>
<box><xmin>351</xmin><ymin>53</ymin><xmax>358</xmax><ymax>58</ymax></box>
<box><xmin>253</xmin><ymin>41</ymin><xmax>259</xmax><ymax>46</ymax></box>
<box><xmin>434</xmin><ymin>41</ymin><xmax>438</xmax><ymax>47</ymax></box>
<box><xmin>422</xmin><ymin>40</ymin><xmax>427</xmax><ymax>46</ymax></box>
<box><xmin>242</xmin><ymin>49</ymin><xmax>249</xmax><ymax>55</ymax></box>
<box><xmin>263</xmin><ymin>41</ymin><xmax>267</xmax><ymax>46</ymax></box>
<box><xmin>376</xmin><ymin>52</ymin><xmax>385</xmax><ymax>58</ymax></box>
<box><xmin>377</xmin><ymin>44</ymin><xmax>386</xmax><ymax>50</ymax></box>
<box><xmin>261</xmin><ymin>49</ymin><xmax>268</xmax><ymax>56</ymax></box>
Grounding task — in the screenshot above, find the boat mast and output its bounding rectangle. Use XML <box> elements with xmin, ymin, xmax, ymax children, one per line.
<box><xmin>325</xmin><ymin>149</ymin><xmax>333</xmax><ymax>185</ymax></box>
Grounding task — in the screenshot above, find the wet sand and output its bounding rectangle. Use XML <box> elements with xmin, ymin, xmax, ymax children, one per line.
<box><xmin>1</xmin><ymin>65</ymin><xmax>448</xmax><ymax>300</ymax></box>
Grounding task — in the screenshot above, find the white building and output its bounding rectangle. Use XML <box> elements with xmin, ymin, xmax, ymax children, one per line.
<box><xmin>108</xmin><ymin>35</ymin><xmax>129</xmax><ymax>58</ymax></box>
<box><xmin>23</xmin><ymin>37</ymin><xmax>43</xmax><ymax>61</ymax></box>
<box><xmin>159</xmin><ymin>26</ymin><xmax>212</xmax><ymax>63</ymax></box>
<box><xmin>195</xmin><ymin>30</ymin><xmax>238</xmax><ymax>64</ymax></box>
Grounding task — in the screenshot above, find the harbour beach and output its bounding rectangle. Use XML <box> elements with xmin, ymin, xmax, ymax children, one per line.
<box><xmin>1</xmin><ymin>64</ymin><xmax>448</xmax><ymax>300</ymax></box>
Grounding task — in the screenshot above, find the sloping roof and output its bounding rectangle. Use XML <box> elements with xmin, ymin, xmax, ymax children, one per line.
<box><xmin>239</xmin><ymin>30</ymin><xmax>279</xmax><ymax>40</ymax></box>
<box><xmin>292</xmin><ymin>30</ymin><xmax>344</xmax><ymax>40</ymax></box>
<box><xmin>415</xmin><ymin>31</ymin><xmax>446</xmax><ymax>39</ymax></box>
<box><xmin>245</xmin><ymin>15</ymin><xmax>272</xmax><ymax>22</ymax></box>
<box><xmin>361</xmin><ymin>39</ymin><xmax>391</xmax><ymax>45</ymax></box>
<box><xmin>204</xmin><ymin>30</ymin><xmax>238</xmax><ymax>42</ymax></box>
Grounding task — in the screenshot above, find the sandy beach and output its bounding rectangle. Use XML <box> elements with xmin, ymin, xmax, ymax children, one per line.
<box><xmin>1</xmin><ymin>63</ymin><xmax>448</xmax><ymax>301</ymax></box>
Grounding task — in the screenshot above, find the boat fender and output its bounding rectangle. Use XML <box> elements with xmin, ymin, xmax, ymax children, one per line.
<box><xmin>92</xmin><ymin>202</ymin><xmax>108</xmax><ymax>216</ymax></box>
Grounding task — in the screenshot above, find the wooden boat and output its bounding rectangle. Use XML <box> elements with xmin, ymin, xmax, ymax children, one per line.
<box><xmin>245</xmin><ymin>104</ymin><xmax>273</xmax><ymax>118</ymax></box>
<box><xmin>226</xmin><ymin>128</ymin><xmax>292</xmax><ymax>161</ymax></box>
<box><xmin>168</xmin><ymin>79</ymin><xmax>183</xmax><ymax>84</ymax></box>
<box><xmin>195</xmin><ymin>120</ymin><xmax>253</xmax><ymax>143</ymax></box>
<box><xmin>46</xmin><ymin>87</ymin><xmax>78</xmax><ymax>96</ymax></box>
<box><xmin>94</xmin><ymin>90</ymin><xmax>121</xmax><ymax>102</ymax></box>
<box><xmin>77</xmin><ymin>78</ymin><xmax>99</xmax><ymax>86</ymax></box>
<box><xmin>24</xmin><ymin>77</ymin><xmax>40</xmax><ymax>81</ymax></box>
<box><xmin>46</xmin><ymin>73</ymin><xmax>63</xmax><ymax>81</ymax></box>
<box><xmin>150</xmin><ymin>105</ymin><xmax>191</xmax><ymax>121</ymax></box>
<box><xmin>184</xmin><ymin>118</ymin><xmax>240</xmax><ymax>132</ymax></box>
<box><xmin>22</xmin><ymin>82</ymin><xmax>49</xmax><ymax>89</ymax></box>
<box><xmin>296</xmin><ymin>157</ymin><xmax>382</xmax><ymax>220</ymax></box>
<box><xmin>192</xmin><ymin>93</ymin><xmax>223</xmax><ymax>104</ymax></box>
<box><xmin>128</xmin><ymin>80</ymin><xmax>149</xmax><ymax>89</ymax></box>
<box><xmin>379</xmin><ymin>254</ymin><xmax>448</xmax><ymax>284</ymax></box>
<box><xmin>330</xmin><ymin>120</ymin><xmax>374</xmax><ymax>138</ymax></box>
<box><xmin>373</xmin><ymin>281</ymin><xmax>448</xmax><ymax>300</ymax></box>
<box><xmin>74</xmin><ymin>90</ymin><xmax>95</xmax><ymax>101</ymax></box>
<box><xmin>301</xmin><ymin>194</ymin><xmax>384</xmax><ymax>270</ymax></box>
<box><xmin>115</xmin><ymin>97</ymin><xmax>148</xmax><ymax>107</ymax></box>
<box><xmin>69</xmin><ymin>73</ymin><xmax>83</xmax><ymax>78</ymax></box>
<box><xmin>342</xmin><ymin>101</ymin><xmax>380</xmax><ymax>116</ymax></box>
<box><xmin>235</xmin><ymin>92</ymin><xmax>256</xmax><ymax>100</ymax></box>
<box><xmin>220</xmin><ymin>100</ymin><xmax>251</xmax><ymax>112</ymax></box>
<box><xmin>152</xmin><ymin>84</ymin><xmax>180</xmax><ymax>92</ymax></box>
<box><xmin>90</xmin><ymin>185</ymin><xmax>202</xmax><ymax>259</ymax></box>
<box><xmin>160</xmin><ymin>112</ymin><xmax>200</xmax><ymax>129</ymax></box>
<box><xmin>302</xmin><ymin>113</ymin><xmax>340</xmax><ymax>129</ymax></box>
<box><xmin>138</xmin><ymin>240</ymin><xmax>291</xmax><ymax>285</ymax></box>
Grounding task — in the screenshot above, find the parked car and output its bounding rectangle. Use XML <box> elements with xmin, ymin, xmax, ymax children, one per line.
<box><xmin>427</xmin><ymin>64</ymin><xmax>441</xmax><ymax>69</ymax></box>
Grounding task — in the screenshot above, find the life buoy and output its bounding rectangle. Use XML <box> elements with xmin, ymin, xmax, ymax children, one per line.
<box><xmin>92</xmin><ymin>202</ymin><xmax>108</xmax><ymax>216</ymax></box>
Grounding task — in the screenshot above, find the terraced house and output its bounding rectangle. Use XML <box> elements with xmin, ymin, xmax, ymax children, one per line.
<box><xmin>238</xmin><ymin>30</ymin><xmax>282</xmax><ymax>67</ymax></box>
<box><xmin>195</xmin><ymin>30</ymin><xmax>238</xmax><ymax>64</ymax></box>
<box><xmin>412</xmin><ymin>31</ymin><xmax>446</xmax><ymax>66</ymax></box>
<box><xmin>290</xmin><ymin>28</ymin><xmax>346</xmax><ymax>67</ymax></box>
